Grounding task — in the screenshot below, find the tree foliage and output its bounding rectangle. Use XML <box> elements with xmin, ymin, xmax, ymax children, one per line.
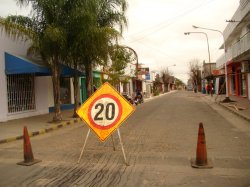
<box><xmin>188</xmin><ymin>58</ymin><xmax>202</xmax><ymax>92</ymax></box>
<box><xmin>153</xmin><ymin>73</ymin><xmax>162</xmax><ymax>96</ymax></box>
<box><xmin>175</xmin><ymin>78</ymin><xmax>185</xmax><ymax>88</ymax></box>
<box><xmin>0</xmin><ymin>0</ymin><xmax>129</xmax><ymax>120</ymax></box>
<box><xmin>106</xmin><ymin>45</ymin><xmax>133</xmax><ymax>86</ymax></box>
<box><xmin>0</xmin><ymin>1</ymin><xmax>67</xmax><ymax>121</ymax></box>
<box><xmin>160</xmin><ymin>68</ymin><xmax>173</xmax><ymax>92</ymax></box>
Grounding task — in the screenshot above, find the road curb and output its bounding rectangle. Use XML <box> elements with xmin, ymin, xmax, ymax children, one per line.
<box><xmin>201</xmin><ymin>94</ymin><xmax>250</xmax><ymax>123</ymax></box>
<box><xmin>0</xmin><ymin>118</ymin><xmax>82</xmax><ymax>144</ymax></box>
<box><xmin>218</xmin><ymin>103</ymin><xmax>250</xmax><ymax>123</ymax></box>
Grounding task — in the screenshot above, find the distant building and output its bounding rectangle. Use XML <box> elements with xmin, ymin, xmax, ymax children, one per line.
<box><xmin>201</xmin><ymin>62</ymin><xmax>216</xmax><ymax>93</ymax></box>
<box><xmin>202</xmin><ymin>62</ymin><xmax>216</xmax><ymax>80</ymax></box>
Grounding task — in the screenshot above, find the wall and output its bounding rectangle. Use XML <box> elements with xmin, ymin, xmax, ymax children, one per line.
<box><xmin>35</xmin><ymin>76</ymin><xmax>49</xmax><ymax>114</ymax></box>
<box><xmin>0</xmin><ymin>31</ymin><xmax>50</xmax><ymax>122</ymax></box>
<box><xmin>223</xmin><ymin>1</ymin><xmax>250</xmax><ymax>43</ymax></box>
<box><xmin>0</xmin><ymin>31</ymin><xmax>30</xmax><ymax>121</ymax></box>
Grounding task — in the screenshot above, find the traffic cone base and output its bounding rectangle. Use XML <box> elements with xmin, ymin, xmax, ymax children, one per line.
<box><xmin>17</xmin><ymin>126</ymin><xmax>41</xmax><ymax>166</ymax></box>
<box><xmin>191</xmin><ymin>158</ymin><xmax>213</xmax><ymax>169</ymax></box>
<box><xmin>17</xmin><ymin>159</ymin><xmax>41</xmax><ymax>166</ymax></box>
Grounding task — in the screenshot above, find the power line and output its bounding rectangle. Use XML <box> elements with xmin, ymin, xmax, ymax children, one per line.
<box><xmin>133</xmin><ymin>40</ymin><xmax>184</xmax><ymax>62</ymax></box>
<box><xmin>126</xmin><ymin>0</ymin><xmax>216</xmax><ymax>43</ymax></box>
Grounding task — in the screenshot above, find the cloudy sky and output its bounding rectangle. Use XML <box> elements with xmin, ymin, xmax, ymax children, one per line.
<box><xmin>0</xmin><ymin>0</ymin><xmax>239</xmax><ymax>83</ymax></box>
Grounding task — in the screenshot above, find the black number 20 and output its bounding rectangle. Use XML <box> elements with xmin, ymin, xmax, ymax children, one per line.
<box><xmin>94</xmin><ymin>103</ymin><xmax>115</xmax><ymax>121</ymax></box>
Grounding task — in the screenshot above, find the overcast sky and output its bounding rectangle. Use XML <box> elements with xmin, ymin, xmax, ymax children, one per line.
<box><xmin>0</xmin><ymin>0</ymin><xmax>239</xmax><ymax>83</ymax></box>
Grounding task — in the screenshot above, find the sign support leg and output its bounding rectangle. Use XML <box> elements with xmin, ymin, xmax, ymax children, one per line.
<box><xmin>111</xmin><ymin>134</ymin><xmax>116</xmax><ymax>151</ymax></box>
<box><xmin>117</xmin><ymin>128</ymin><xmax>129</xmax><ymax>166</ymax></box>
<box><xmin>77</xmin><ymin>128</ymin><xmax>90</xmax><ymax>164</ymax></box>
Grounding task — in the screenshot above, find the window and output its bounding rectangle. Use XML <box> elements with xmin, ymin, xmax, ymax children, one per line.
<box><xmin>7</xmin><ymin>74</ymin><xmax>35</xmax><ymax>113</ymax></box>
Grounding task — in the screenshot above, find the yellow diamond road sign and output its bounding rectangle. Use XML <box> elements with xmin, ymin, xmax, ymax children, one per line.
<box><xmin>77</xmin><ymin>82</ymin><xmax>135</xmax><ymax>142</ymax></box>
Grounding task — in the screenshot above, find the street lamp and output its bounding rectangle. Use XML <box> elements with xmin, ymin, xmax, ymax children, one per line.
<box><xmin>192</xmin><ymin>25</ymin><xmax>231</xmax><ymax>102</ymax></box>
<box><xmin>121</xmin><ymin>45</ymin><xmax>139</xmax><ymax>91</ymax></box>
<box><xmin>184</xmin><ymin>32</ymin><xmax>211</xmax><ymax>76</ymax></box>
<box><xmin>167</xmin><ymin>64</ymin><xmax>176</xmax><ymax>71</ymax></box>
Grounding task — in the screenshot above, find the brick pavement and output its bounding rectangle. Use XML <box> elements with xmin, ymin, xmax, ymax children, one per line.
<box><xmin>203</xmin><ymin>93</ymin><xmax>250</xmax><ymax>122</ymax></box>
<box><xmin>0</xmin><ymin>91</ymin><xmax>249</xmax><ymax>144</ymax></box>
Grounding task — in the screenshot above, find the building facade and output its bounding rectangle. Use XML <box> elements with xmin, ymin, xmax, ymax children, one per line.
<box><xmin>216</xmin><ymin>0</ymin><xmax>250</xmax><ymax>100</ymax></box>
<box><xmin>0</xmin><ymin>31</ymin><xmax>86</xmax><ymax>122</ymax></box>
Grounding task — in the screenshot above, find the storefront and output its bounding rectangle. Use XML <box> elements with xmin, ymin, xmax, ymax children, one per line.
<box><xmin>212</xmin><ymin>69</ymin><xmax>226</xmax><ymax>95</ymax></box>
<box><xmin>227</xmin><ymin>61</ymin><xmax>249</xmax><ymax>97</ymax></box>
<box><xmin>4</xmin><ymin>52</ymin><xmax>85</xmax><ymax>116</ymax></box>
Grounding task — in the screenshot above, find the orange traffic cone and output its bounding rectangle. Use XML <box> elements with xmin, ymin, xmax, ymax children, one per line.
<box><xmin>191</xmin><ymin>123</ymin><xmax>213</xmax><ymax>168</ymax></box>
<box><xmin>17</xmin><ymin>126</ymin><xmax>41</xmax><ymax>166</ymax></box>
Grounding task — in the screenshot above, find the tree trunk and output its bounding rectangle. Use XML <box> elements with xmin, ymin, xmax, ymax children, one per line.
<box><xmin>50</xmin><ymin>57</ymin><xmax>62</xmax><ymax>122</ymax></box>
<box><xmin>72</xmin><ymin>62</ymin><xmax>80</xmax><ymax>118</ymax></box>
<box><xmin>85</xmin><ymin>62</ymin><xmax>93</xmax><ymax>98</ymax></box>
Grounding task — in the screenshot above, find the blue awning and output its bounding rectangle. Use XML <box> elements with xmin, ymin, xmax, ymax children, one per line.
<box><xmin>5</xmin><ymin>52</ymin><xmax>85</xmax><ymax>77</ymax></box>
<box><xmin>5</xmin><ymin>52</ymin><xmax>50</xmax><ymax>76</ymax></box>
<box><xmin>60</xmin><ymin>64</ymin><xmax>85</xmax><ymax>77</ymax></box>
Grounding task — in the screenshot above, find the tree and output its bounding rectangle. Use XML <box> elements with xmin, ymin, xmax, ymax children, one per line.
<box><xmin>63</xmin><ymin>0</ymin><xmax>128</xmax><ymax>103</ymax></box>
<box><xmin>61</xmin><ymin>0</ymin><xmax>128</xmax><ymax>117</ymax></box>
<box><xmin>0</xmin><ymin>0</ymin><xmax>70</xmax><ymax>122</ymax></box>
<box><xmin>107</xmin><ymin>46</ymin><xmax>133</xmax><ymax>86</ymax></box>
<box><xmin>161</xmin><ymin>68</ymin><xmax>173</xmax><ymax>92</ymax></box>
<box><xmin>153</xmin><ymin>73</ymin><xmax>162</xmax><ymax>96</ymax></box>
<box><xmin>0</xmin><ymin>0</ymin><xmax>128</xmax><ymax>121</ymax></box>
<box><xmin>61</xmin><ymin>0</ymin><xmax>97</xmax><ymax>117</ymax></box>
<box><xmin>84</xmin><ymin>0</ymin><xmax>128</xmax><ymax>97</ymax></box>
<box><xmin>188</xmin><ymin>58</ymin><xmax>202</xmax><ymax>92</ymax></box>
<box><xmin>175</xmin><ymin>78</ymin><xmax>186</xmax><ymax>89</ymax></box>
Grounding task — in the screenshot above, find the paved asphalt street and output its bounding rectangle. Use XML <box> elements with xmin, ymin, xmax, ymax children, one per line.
<box><xmin>0</xmin><ymin>91</ymin><xmax>250</xmax><ymax>187</ymax></box>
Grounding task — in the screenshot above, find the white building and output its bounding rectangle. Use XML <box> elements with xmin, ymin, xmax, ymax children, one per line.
<box><xmin>215</xmin><ymin>0</ymin><xmax>250</xmax><ymax>99</ymax></box>
<box><xmin>0</xmin><ymin>31</ymin><xmax>78</xmax><ymax>122</ymax></box>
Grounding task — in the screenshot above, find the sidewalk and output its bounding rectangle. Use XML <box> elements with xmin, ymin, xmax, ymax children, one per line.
<box><xmin>0</xmin><ymin>110</ymin><xmax>81</xmax><ymax>144</ymax></box>
<box><xmin>202</xmin><ymin>93</ymin><xmax>250</xmax><ymax>123</ymax></box>
<box><xmin>0</xmin><ymin>94</ymin><xmax>155</xmax><ymax>144</ymax></box>
<box><xmin>0</xmin><ymin>92</ymin><xmax>249</xmax><ymax>144</ymax></box>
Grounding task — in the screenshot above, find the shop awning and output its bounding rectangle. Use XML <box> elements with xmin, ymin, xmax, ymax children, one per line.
<box><xmin>60</xmin><ymin>64</ymin><xmax>85</xmax><ymax>77</ymax></box>
<box><xmin>5</xmin><ymin>52</ymin><xmax>85</xmax><ymax>77</ymax></box>
<box><xmin>5</xmin><ymin>52</ymin><xmax>50</xmax><ymax>76</ymax></box>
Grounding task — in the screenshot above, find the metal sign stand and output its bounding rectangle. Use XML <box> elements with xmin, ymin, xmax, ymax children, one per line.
<box><xmin>117</xmin><ymin>128</ymin><xmax>129</xmax><ymax>166</ymax></box>
<box><xmin>77</xmin><ymin>128</ymin><xmax>90</xmax><ymax>164</ymax></box>
<box><xmin>77</xmin><ymin>128</ymin><xmax>129</xmax><ymax>166</ymax></box>
<box><xmin>111</xmin><ymin>134</ymin><xmax>116</xmax><ymax>151</ymax></box>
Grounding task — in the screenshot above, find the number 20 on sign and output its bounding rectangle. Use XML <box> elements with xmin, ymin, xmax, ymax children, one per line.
<box><xmin>77</xmin><ymin>82</ymin><xmax>135</xmax><ymax>142</ymax></box>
